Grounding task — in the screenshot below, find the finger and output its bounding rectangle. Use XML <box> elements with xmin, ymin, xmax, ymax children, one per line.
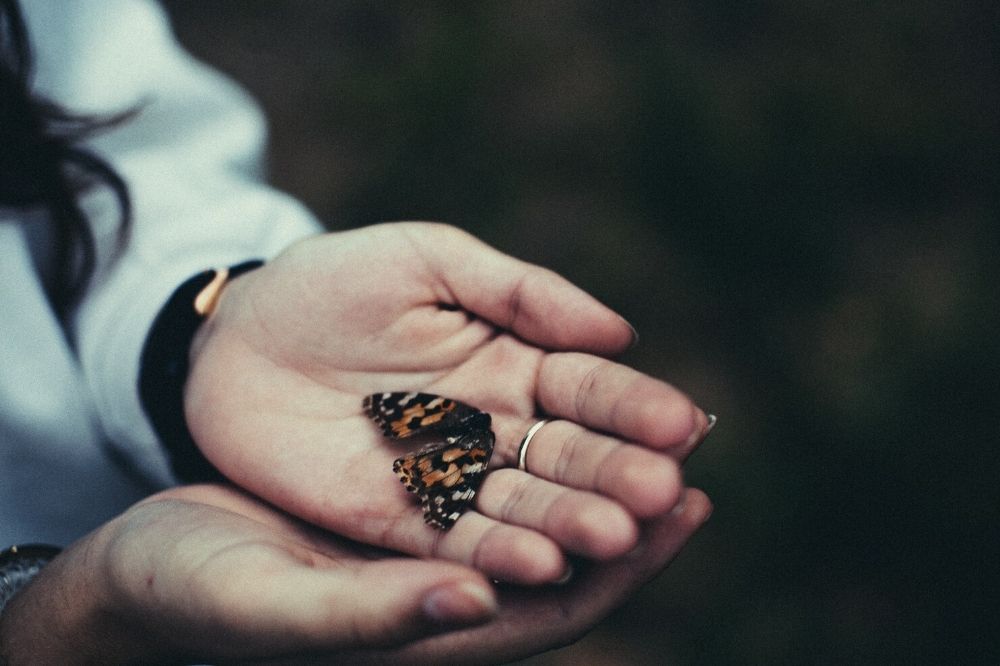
<box><xmin>537</xmin><ymin>351</ymin><xmax>713</xmax><ymax>455</ymax></box>
<box><xmin>368</xmin><ymin>488</ymin><xmax>713</xmax><ymax>666</ymax></box>
<box><xmin>401</xmin><ymin>223</ymin><xmax>635</xmax><ymax>355</ymax></box>
<box><xmin>491</xmin><ymin>418</ymin><xmax>684</xmax><ymax>519</ymax></box>
<box><xmin>386</xmin><ymin>510</ymin><xmax>569</xmax><ymax>586</ymax></box>
<box><xmin>122</xmin><ymin>491</ymin><xmax>502</xmax><ymax>659</ymax></box>
<box><xmin>496</xmin><ymin>488</ymin><xmax>713</xmax><ymax>654</ymax></box>
<box><xmin>230</xmin><ymin>556</ymin><xmax>499</xmax><ymax>651</ymax></box>
<box><xmin>586</xmin><ymin>487</ymin><xmax>715</xmax><ymax>592</ymax></box>
<box><xmin>183</xmin><ymin>420</ymin><xmax>569</xmax><ymax>585</ymax></box>
<box><xmin>475</xmin><ymin>468</ymin><xmax>640</xmax><ymax>560</ymax></box>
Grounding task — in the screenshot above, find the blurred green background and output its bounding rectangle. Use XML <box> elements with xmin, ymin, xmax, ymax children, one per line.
<box><xmin>162</xmin><ymin>2</ymin><xmax>999</xmax><ymax>663</ymax></box>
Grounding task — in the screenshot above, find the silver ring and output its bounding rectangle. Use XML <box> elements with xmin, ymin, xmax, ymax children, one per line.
<box><xmin>517</xmin><ymin>419</ymin><xmax>549</xmax><ymax>472</ymax></box>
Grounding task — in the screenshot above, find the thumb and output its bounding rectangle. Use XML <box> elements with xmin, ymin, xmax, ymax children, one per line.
<box><xmin>402</xmin><ymin>223</ymin><xmax>636</xmax><ymax>355</ymax></box>
<box><xmin>240</xmin><ymin>557</ymin><xmax>498</xmax><ymax>653</ymax></box>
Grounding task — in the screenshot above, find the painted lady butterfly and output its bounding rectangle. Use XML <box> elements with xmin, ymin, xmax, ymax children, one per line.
<box><xmin>363</xmin><ymin>392</ymin><xmax>495</xmax><ymax>530</ymax></box>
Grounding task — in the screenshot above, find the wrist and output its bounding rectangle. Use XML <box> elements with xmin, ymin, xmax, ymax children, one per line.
<box><xmin>186</xmin><ymin>262</ymin><xmax>258</xmax><ymax>371</ymax></box>
<box><xmin>0</xmin><ymin>534</ymin><xmax>146</xmax><ymax>664</ymax></box>
<box><xmin>0</xmin><ymin>545</ymin><xmax>61</xmax><ymax>615</ymax></box>
<box><xmin>139</xmin><ymin>260</ymin><xmax>263</xmax><ymax>483</ymax></box>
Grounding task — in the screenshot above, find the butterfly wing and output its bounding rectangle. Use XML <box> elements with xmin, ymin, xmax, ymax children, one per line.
<box><xmin>365</xmin><ymin>392</ymin><xmax>495</xmax><ymax>529</ymax></box>
<box><xmin>391</xmin><ymin>428</ymin><xmax>495</xmax><ymax>529</ymax></box>
<box><xmin>363</xmin><ymin>392</ymin><xmax>483</xmax><ymax>439</ymax></box>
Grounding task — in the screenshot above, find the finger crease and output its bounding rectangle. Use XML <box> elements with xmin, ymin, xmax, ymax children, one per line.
<box><xmin>593</xmin><ymin>444</ymin><xmax>621</xmax><ymax>497</ymax></box>
<box><xmin>554</xmin><ymin>428</ymin><xmax>586</xmax><ymax>485</ymax></box>
<box><xmin>504</xmin><ymin>269</ymin><xmax>531</xmax><ymax>331</ymax></box>
<box><xmin>574</xmin><ymin>362</ymin><xmax>603</xmax><ymax>423</ymax></box>
<box><xmin>470</xmin><ymin>523</ymin><xmax>503</xmax><ymax>571</ymax></box>
<box><xmin>428</xmin><ymin>523</ymin><xmax>449</xmax><ymax>559</ymax></box>
<box><xmin>500</xmin><ymin>475</ymin><xmax>533</xmax><ymax>523</ymax></box>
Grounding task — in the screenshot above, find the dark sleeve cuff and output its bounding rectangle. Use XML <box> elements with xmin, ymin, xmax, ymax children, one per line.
<box><xmin>138</xmin><ymin>260</ymin><xmax>263</xmax><ymax>483</ymax></box>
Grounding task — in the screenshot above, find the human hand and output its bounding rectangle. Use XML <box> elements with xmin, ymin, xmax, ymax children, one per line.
<box><xmin>185</xmin><ymin>222</ymin><xmax>713</xmax><ymax>584</ymax></box>
<box><xmin>0</xmin><ymin>484</ymin><xmax>496</xmax><ymax>664</ymax></box>
<box><xmin>0</xmin><ymin>484</ymin><xmax>710</xmax><ymax>665</ymax></box>
<box><xmin>343</xmin><ymin>488</ymin><xmax>713</xmax><ymax>666</ymax></box>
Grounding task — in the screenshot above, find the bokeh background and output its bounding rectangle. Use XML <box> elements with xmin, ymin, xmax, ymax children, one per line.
<box><xmin>162</xmin><ymin>2</ymin><xmax>999</xmax><ymax>663</ymax></box>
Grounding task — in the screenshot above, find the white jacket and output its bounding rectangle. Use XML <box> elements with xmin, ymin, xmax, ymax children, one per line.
<box><xmin>0</xmin><ymin>0</ymin><xmax>320</xmax><ymax>545</ymax></box>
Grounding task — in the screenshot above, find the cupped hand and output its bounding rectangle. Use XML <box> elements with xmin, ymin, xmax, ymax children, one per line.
<box><xmin>185</xmin><ymin>223</ymin><xmax>713</xmax><ymax>584</ymax></box>
<box><xmin>0</xmin><ymin>484</ymin><xmax>496</xmax><ymax>664</ymax></box>
<box><xmin>0</xmin><ymin>484</ymin><xmax>710</xmax><ymax>665</ymax></box>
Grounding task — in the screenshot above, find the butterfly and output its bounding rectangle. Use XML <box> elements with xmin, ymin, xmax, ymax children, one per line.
<box><xmin>363</xmin><ymin>392</ymin><xmax>494</xmax><ymax>530</ymax></box>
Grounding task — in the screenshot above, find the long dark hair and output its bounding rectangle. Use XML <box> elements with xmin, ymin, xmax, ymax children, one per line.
<box><xmin>0</xmin><ymin>0</ymin><xmax>131</xmax><ymax>315</ymax></box>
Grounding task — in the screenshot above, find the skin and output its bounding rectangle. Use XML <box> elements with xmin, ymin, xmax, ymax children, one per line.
<box><xmin>1</xmin><ymin>222</ymin><xmax>714</xmax><ymax>663</ymax></box>
<box><xmin>185</xmin><ymin>222</ymin><xmax>712</xmax><ymax>583</ymax></box>
<box><xmin>0</xmin><ymin>484</ymin><xmax>711</xmax><ymax>664</ymax></box>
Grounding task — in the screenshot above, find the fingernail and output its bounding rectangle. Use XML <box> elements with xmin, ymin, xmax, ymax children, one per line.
<box><xmin>554</xmin><ymin>563</ymin><xmax>574</xmax><ymax>585</ymax></box>
<box><xmin>683</xmin><ymin>413</ymin><xmax>718</xmax><ymax>450</ymax></box>
<box><xmin>622</xmin><ymin>317</ymin><xmax>639</xmax><ymax>348</ymax></box>
<box><xmin>422</xmin><ymin>581</ymin><xmax>497</xmax><ymax>625</ymax></box>
<box><xmin>670</xmin><ymin>489</ymin><xmax>688</xmax><ymax>517</ymax></box>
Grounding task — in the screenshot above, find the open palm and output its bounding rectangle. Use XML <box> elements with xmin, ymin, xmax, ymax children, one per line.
<box><xmin>2</xmin><ymin>482</ymin><xmax>710</xmax><ymax>664</ymax></box>
<box><xmin>185</xmin><ymin>223</ymin><xmax>711</xmax><ymax>583</ymax></box>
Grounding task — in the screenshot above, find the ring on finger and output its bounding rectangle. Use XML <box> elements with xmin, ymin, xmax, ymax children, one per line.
<box><xmin>517</xmin><ymin>419</ymin><xmax>550</xmax><ymax>473</ymax></box>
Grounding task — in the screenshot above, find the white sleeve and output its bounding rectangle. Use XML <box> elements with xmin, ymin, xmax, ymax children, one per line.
<box><xmin>24</xmin><ymin>0</ymin><xmax>322</xmax><ymax>485</ymax></box>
